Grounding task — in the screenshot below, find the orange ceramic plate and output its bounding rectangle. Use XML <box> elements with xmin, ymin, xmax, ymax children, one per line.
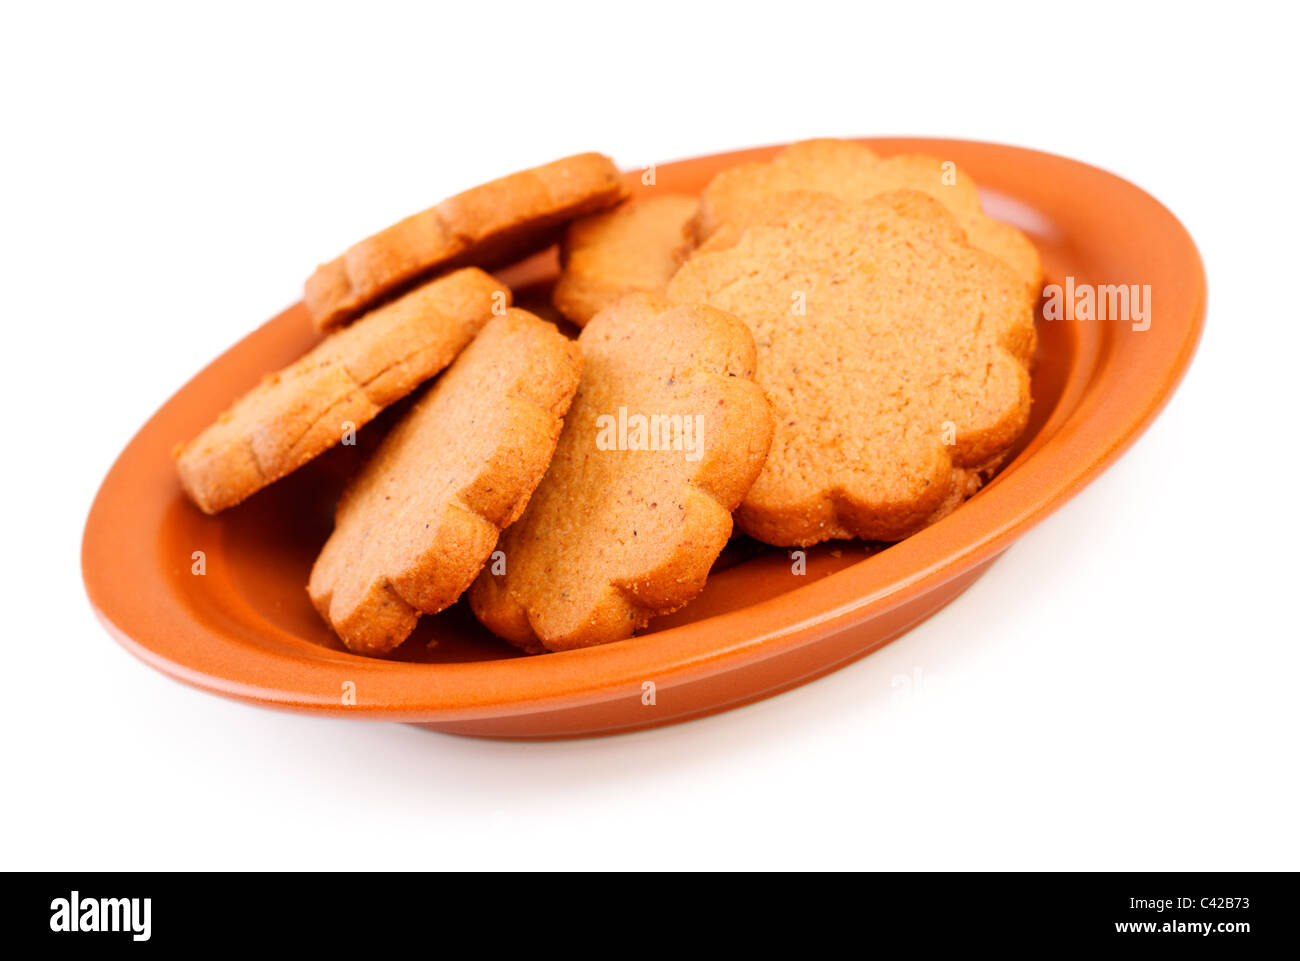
<box><xmin>82</xmin><ymin>138</ymin><xmax>1205</xmax><ymax>739</ymax></box>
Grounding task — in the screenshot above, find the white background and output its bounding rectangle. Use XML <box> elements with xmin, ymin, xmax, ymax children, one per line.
<box><xmin>2</xmin><ymin>2</ymin><xmax>1296</xmax><ymax>870</ymax></box>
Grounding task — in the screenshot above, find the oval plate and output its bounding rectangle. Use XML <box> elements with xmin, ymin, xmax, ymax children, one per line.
<box><xmin>82</xmin><ymin>138</ymin><xmax>1205</xmax><ymax>739</ymax></box>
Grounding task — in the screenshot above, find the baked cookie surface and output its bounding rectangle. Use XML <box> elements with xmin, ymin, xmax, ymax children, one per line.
<box><xmin>552</xmin><ymin>192</ymin><xmax>698</xmax><ymax>325</ymax></box>
<box><xmin>468</xmin><ymin>293</ymin><xmax>774</xmax><ymax>653</ymax></box>
<box><xmin>306</xmin><ymin>153</ymin><xmax>627</xmax><ymax>330</ymax></box>
<box><xmin>668</xmin><ymin>190</ymin><xmax>1036</xmax><ymax>546</ymax></box>
<box><xmin>176</xmin><ymin>267</ymin><xmax>506</xmax><ymax>514</ymax></box>
<box><xmin>308</xmin><ymin>309</ymin><xmax>582</xmax><ymax>655</ymax></box>
<box><xmin>694</xmin><ymin>138</ymin><xmax>1041</xmax><ymax>295</ymax></box>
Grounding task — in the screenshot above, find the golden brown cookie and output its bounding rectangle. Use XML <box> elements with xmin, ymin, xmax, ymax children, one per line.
<box><xmin>551</xmin><ymin>193</ymin><xmax>698</xmax><ymax>325</ymax></box>
<box><xmin>176</xmin><ymin>267</ymin><xmax>507</xmax><ymax>514</ymax></box>
<box><xmin>305</xmin><ymin>153</ymin><xmax>627</xmax><ymax>330</ymax></box>
<box><xmin>693</xmin><ymin>138</ymin><xmax>1041</xmax><ymax>295</ymax></box>
<box><xmin>308</xmin><ymin>309</ymin><xmax>582</xmax><ymax>655</ymax></box>
<box><xmin>468</xmin><ymin>293</ymin><xmax>774</xmax><ymax>653</ymax></box>
<box><xmin>668</xmin><ymin>190</ymin><xmax>1036</xmax><ymax>546</ymax></box>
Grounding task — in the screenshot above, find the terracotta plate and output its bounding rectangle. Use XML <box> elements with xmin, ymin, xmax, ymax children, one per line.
<box><xmin>82</xmin><ymin>138</ymin><xmax>1206</xmax><ymax>739</ymax></box>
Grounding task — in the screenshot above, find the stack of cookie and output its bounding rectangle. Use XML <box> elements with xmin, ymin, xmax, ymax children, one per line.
<box><xmin>176</xmin><ymin>140</ymin><xmax>1038</xmax><ymax>656</ymax></box>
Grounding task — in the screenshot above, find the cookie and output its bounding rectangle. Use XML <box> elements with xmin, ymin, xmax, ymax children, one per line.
<box><xmin>551</xmin><ymin>193</ymin><xmax>698</xmax><ymax>325</ymax></box>
<box><xmin>668</xmin><ymin>190</ymin><xmax>1036</xmax><ymax>546</ymax></box>
<box><xmin>305</xmin><ymin>153</ymin><xmax>627</xmax><ymax>330</ymax></box>
<box><xmin>176</xmin><ymin>267</ymin><xmax>507</xmax><ymax>514</ymax></box>
<box><xmin>468</xmin><ymin>293</ymin><xmax>774</xmax><ymax>653</ymax></box>
<box><xmin>693</xmin><ymin>138</ymin><xmax>1041</xmax><ymax>295</ymax></box>
<box><xmin>308</xmin><ymin>310</ymin><xmax>582</xmax><ymax>655</ymax></box>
